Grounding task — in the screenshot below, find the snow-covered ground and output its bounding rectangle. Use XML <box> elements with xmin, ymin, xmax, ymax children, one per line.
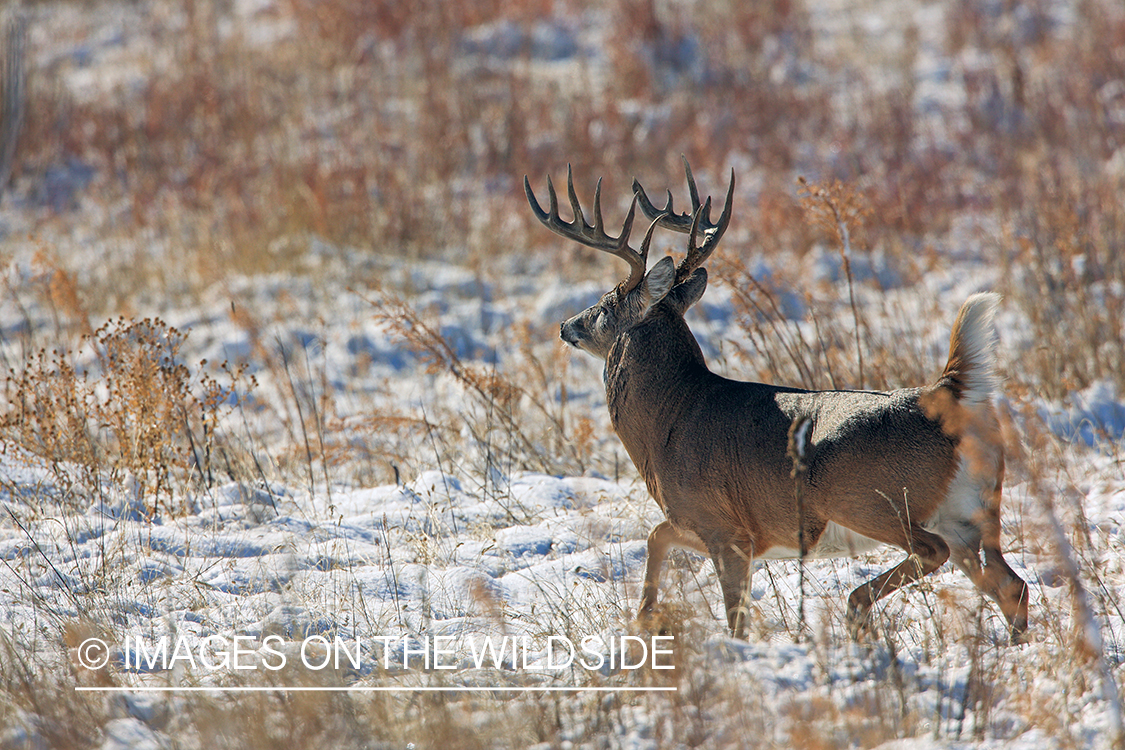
<box><xmin>1</xmin><ymin>0</ymin><xmax>1123</xmax><ymax>748</ymax></box>
<box><xmin>1</xmin><ymin>403</ymin><xmax>1123</xmax><ymax>747</ymax></box>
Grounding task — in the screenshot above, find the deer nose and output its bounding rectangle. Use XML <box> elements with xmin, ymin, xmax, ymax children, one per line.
<box><xmin>560</xmin><ymin>322</ymin><xmax>580</xmax><ymax>347</ymax></box>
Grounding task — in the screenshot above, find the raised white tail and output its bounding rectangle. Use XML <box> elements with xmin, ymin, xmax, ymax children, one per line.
<box><xmin>937</xmin><ymin>292</ymin><xmax>1001</xmax><ymax>406</ymax></box>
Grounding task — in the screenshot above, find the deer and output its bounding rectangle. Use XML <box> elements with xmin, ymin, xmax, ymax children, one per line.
<box><xmin>524</xmin><ymin>159</ymin><xmax>1029</xmax><ymax>643</ymax></box>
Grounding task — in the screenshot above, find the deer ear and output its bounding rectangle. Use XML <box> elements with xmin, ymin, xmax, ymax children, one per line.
<box><xmin>643</xmin><ymin>256</ymin><xmax>676</xmax><ymax>308</ymax></box>
<box><xmin>666</xmin><ymin>268</ymin><xmax>708</xmax><ymax>314</ymax></box>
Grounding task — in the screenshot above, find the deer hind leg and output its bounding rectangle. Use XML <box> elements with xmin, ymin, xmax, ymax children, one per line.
<box><xmin>982</xmin><ymin>545</ymin><xmax>1029</xmax><ymax>642</ymax></box>
<box><xmin>639</xmin><ymin>520</ymin><xmax>708</xmax><ymax>616</ymax></box>
<box><xmin>943</xmin><ymin>502</ymin><xmax>1030</xmax><ymax>643</ymax></box>
<box><xmin>947</xmin><ymin>539</ymin><xmax>1030</xmax><ymax>643</ymax></box>
<box><xmin>846</xmin><ymin>526</ymin><xmax>950</xmax><ymax>638</ymax></box>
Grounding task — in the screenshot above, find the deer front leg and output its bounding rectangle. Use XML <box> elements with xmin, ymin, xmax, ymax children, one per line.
<box><xmin>639</xmin><ymin>521</ymin><xmax>708</xmax><ymax>616</ymax></box>
<box><xmin>712</xmin><ymin>542</ymin><xmax>754</xmax><ymax>639</ymax></box>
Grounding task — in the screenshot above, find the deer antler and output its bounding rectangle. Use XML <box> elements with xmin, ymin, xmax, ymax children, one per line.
<box><xmin>633</xmin><ymin>156</ymin><xmax>735</xmax><ymax>284</ymax></box>
<box><xmin>525</xmin><ymin>165</ymin><xmax>654</xmax><ymax>294</ymax></box>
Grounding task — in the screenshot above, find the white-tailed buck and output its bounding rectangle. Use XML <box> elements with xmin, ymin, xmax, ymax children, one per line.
<box><xmin>525</xmin><ymin>160</ymin><xmax>1029</xmax><ymax>642</ymax></box>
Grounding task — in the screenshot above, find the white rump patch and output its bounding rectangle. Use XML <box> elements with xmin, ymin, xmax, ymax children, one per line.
<box><xmin>922</xmin><ymin>455</ymin><xmax>988</xmax><ymax>549</ymax></box>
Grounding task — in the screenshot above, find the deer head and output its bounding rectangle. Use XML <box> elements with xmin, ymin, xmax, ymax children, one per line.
<box><xmin>524</xmin><ymin>159</ymin><xmax>734</xmax><ymax>360</ymax></box>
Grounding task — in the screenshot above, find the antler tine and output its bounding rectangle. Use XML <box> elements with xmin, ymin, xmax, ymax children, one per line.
<box><xmin>675</xmin><ymin>200</ymin><xmax>708</xmax><ymax>285</ymax></box>
<box><xmin>630</xmin><ymin>157</ymin><xmax>737</xmax><ymax>284</ymax></box>
<box><xmin>633</xmin><ymin>156</ymin><xmax>730</xmax><ymax>236</ymax></box>
<box><xmin>632</xmin><ymin>178</ymin><xmax>689</xmax><ymax>232</ymax></box>
<box><xmin>566</xmin><ymin>164</ymin><xmax>586</xmax><ymax>230</ymax></box>
<box><xmin>682</xmin><ymin>156</ymin><xmax>703</xmax><ymax>221</ymax></box>
<box><xmin>675</xmin><ymin>169</ymin><xmax>735</xmax><ymax>283</ymax></box>
<box><xmin>525</xmin><ymin>168</ymin><xmax>648</xmax><ymax>293</ymax></box>
<box><xmin>591</xmin><ymin>176</ymin><xmax>605</xmax><ymax>233</ymax></box>
<box><xmin>637</xmin><ymin>210</ymin><xmax>663</xmax><ymax>262</ymax></box>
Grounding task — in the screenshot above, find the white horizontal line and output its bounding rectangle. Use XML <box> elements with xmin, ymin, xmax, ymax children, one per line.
<box><xmin>75</xmin><ymin>685</ymin><xmax>677</xmax><ymax>693</ymax></box>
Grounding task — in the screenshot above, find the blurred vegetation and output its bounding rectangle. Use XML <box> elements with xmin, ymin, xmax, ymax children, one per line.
<box><xmin>3</xmin><ymin>0</ymin><xmax>1121</xmax><ymax>396</ymax></box>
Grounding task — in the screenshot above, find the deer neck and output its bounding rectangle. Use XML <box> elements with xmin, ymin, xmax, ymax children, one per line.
<box><xmin>603</xmin><ymin>305</ymin><xmax>709</xmax><ymax>446</ymax></box>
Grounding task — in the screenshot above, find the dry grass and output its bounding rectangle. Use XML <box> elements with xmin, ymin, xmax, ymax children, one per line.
<box><xmin>1</xmin><ymin>316</ymin><xmax>253</xmax><ymax>514</ymax></box>
<box><xmin>361</xmin><ymin>283</ymin><xmax>598</xmax><ymax>481</ymax></box>
<box><xmin>0</xmin><ymin>0</ymin><xmax>1123</xmax><ymax>746</ymax></box>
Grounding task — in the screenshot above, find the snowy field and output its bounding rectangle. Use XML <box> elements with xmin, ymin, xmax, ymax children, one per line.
<box><xmin>1</xmin><ymin>0</ymin><xmax>1124</xmax><ymax>748</ymax></box>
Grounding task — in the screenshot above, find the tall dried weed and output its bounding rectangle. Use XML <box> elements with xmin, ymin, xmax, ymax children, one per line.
<box><xmin>1</xmin><ymin>317</ymin><xmax>252</xmax><ymax>514</ymax></box>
